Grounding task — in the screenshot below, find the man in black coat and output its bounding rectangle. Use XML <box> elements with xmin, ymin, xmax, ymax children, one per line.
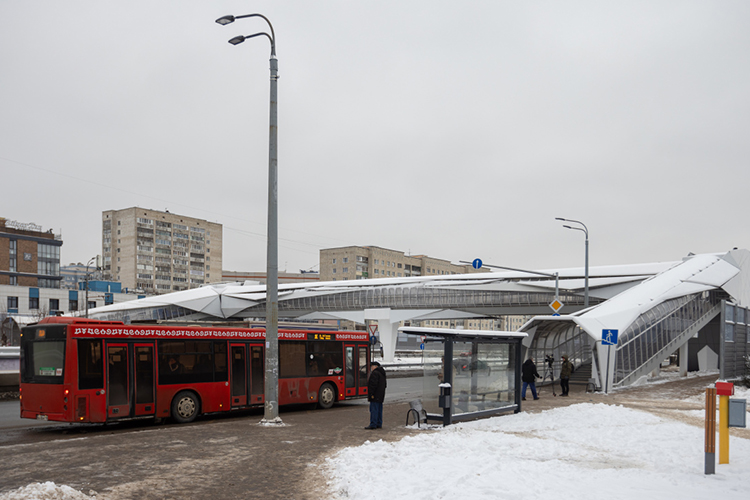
<box><xmin>521</xmin><ymin>356</ymin><xmax>540</xmax><ymax>401</ymax></box>
<box><xmin>365</xmin><ymin>361</ymin><xmax>387</xmax><ymax>429</ymax></box>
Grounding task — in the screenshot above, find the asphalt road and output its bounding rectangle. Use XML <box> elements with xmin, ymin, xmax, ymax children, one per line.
<box><xmin>0</xmin><ymin>376</ymin><xmax>425</xmax><ymax>445</ymax></box>
<box><xmin>0</xmin><ymin>394</ymin><xmax>420</xmax><ymax>499</ymax></box>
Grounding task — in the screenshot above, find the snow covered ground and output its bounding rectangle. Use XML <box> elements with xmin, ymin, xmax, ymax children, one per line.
<box><xmin>325</xmin><ymin>387</ymin><xmax>750</xmax><ymax>500</ymax></box>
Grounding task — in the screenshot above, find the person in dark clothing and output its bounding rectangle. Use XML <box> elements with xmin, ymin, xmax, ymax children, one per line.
<box><xmin>365</xmin><ymin>361</ymin><xmax>387</xmax><ymax>429</ymax></box>
<box><xmin>560</xmin><ymin>355</ymin><xmax>574</xmax><ymax>396</ymax></box>
<box><xmin>521</xmin><ymin>356</ymin><xmax>540</xmax><ymax>401</ymax></box>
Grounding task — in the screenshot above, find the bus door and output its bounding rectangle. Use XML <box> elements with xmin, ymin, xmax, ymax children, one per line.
<box><xmin>230</xmin><ymin>344</ymin><xmax>247</xmax><ymax>407</ymax></box>
<box><xmin>344</xmin><ymin>345</ymin><xmax>359</xmax><ymax>397</ymax></box>
<box><xmin>357</xmin><ymin>345</ymin><xmax>369</xmax><ymax>396</ymax></box>
<box><xmin>248</xmin><ymin>345</ymin><xmax>265</xmax><ymax>405</ymax></box>
<box><xmin>106</xmin><ymin>343</ymin><xmax>130</xmax><ymax>418</ymax></box>
<box><xmin>134</xmin><ymin>344</ymin><xmax>155</xmax><ymax>416</ymax></box>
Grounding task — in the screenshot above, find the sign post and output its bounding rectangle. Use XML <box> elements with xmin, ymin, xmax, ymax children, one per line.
<box><xmin>602</xmin><ymin>329</ymin><xmax>618</xmax><ymax>393</ymax></box>
<box><xmin>716</xmin><ymin>381</ymin><xmax>734</xmax><ymax>464</ymax></box>
<box><xmin>705</xmin><ymin>387</ymin><xmax>716</xmax><ymax>474</ymax></box>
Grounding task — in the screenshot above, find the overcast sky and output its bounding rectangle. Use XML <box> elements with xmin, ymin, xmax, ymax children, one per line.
<box><xmin>2</xmin><ymin>1</ymin><xmax>749</xmax><ymax>274</ymax></box>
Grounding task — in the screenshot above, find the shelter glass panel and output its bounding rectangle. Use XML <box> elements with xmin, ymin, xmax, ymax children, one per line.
<box><xmin>451</xmin><ymin>341</ymin><xmax>515</xmax><ymax>417</ymax></box>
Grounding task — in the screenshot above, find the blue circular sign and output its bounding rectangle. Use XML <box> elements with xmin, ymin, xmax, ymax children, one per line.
<box><xmin>472</xmin><ymin>258</ymin><xmax>483</xmax><ymax>269</ymax></box>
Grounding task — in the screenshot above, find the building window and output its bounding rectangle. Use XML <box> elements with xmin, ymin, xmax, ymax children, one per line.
<box><xmin>69</xmin><ymin>300</ymin><xmax>78</xmax><ymax>312</ymax></box>
<box><xmin>725</xmin><ymin>323</ymin><xmax>735</xmax><ymax>342</ymax></box>
<box><xmin>343</xmin><ymin>257</ymin><xmax>348</xmax><ymax>263</ymax></box>
<box><xmin>342</xmin><ymin>267</ymin><xmax>348</xmax><ymax>273</ymax></box>
<box><xmin>29</xmin><ymin>297</ymin><xmax>39</xmax><ymax>310</ymax></box>
<box><xmin>7</xmin><ymin>297</ymin><xmax>18</xmax><ymax>311</ymax></box>
<box><xmin>49</xmin><ymin>299</ymin><xmax>60</xmax><ymax>313</ymax></box>
<box><xmin>332</xmin><ymin>258</ymin><xmax>336</xmax><ymax>264</ymax></box>
<box><xmin>9</xmin><ymin>240</ymin><xmax>16</xmax><ymax>272</ymax></box>
<box><xmin>332</xmin><ymin>268</ymin><xmax>337</xmax><ymax>274</ymax></box>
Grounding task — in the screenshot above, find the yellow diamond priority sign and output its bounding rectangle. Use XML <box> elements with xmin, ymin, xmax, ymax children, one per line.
<box><xmin>549</xmin><ymin>298</ymin><xmax>564</xmax><ymax>313</ymax></box>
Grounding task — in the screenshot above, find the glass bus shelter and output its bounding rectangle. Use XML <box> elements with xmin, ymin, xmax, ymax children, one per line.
<box><xmin>399</xmin><ymin>326</ymin><xmax>526</xmax><ymax>426</ymax></box>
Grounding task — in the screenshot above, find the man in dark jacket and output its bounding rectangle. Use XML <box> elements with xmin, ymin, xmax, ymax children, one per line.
<box><xmin>366</xmin><ymin>361</ymin><xmax>387</xmax><ymax>429</ymax></box>
<box><xmin>560</xmin><ymin>355</ymin><xmax>574</xmax><ymax>396</ymax></box>
<box><xmin>521</xmin><ymin>356</ymin><xmax>540</xmax><ymax>401</ymax></box>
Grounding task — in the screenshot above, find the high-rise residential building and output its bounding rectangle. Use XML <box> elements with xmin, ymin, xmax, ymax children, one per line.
<box><xmin>0</xmin><ymin>217</ymin><xmax>62</xmax><ymax>289</ymax></box>
<box><xmin>319</xmin><ymin>245</ymin><xmax>488</xmax><ymax>282</ymax></box>
<box><xmin>102</xmin><ymin>208</ymin><xmax>222</xmax><ymax>294</ymax></box>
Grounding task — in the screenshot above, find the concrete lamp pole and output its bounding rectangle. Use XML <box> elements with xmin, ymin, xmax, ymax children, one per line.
<box><xmin>216</xmin><ymin>13</ymin><xmax>281</xmax><ymax>425</ymax></box>
<box><xmin>555</xmin><ymin>218</ymin><xmax>589</xmax><ymax>308</ymax></box>
<box><xmin>84</xmin><ymin>256</ymin><xmax>100</xmax><ymax>319</ymax></box>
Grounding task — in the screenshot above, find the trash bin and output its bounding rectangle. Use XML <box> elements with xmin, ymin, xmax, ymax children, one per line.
<box><xmin>439</xmin><ymin>383</ymin><xmax>452</xmax><ymax>409</ymax></box>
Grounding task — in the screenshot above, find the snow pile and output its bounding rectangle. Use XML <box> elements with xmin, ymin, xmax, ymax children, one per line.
<box><xmin>0</xmin><ymin>482</ymin><xmax>95</xmax><ymax>500</ymax></box>
<box><xmin>326</xmin><ymin>403</ymin><xmax>750</xmax><ymax>500</ymax></box>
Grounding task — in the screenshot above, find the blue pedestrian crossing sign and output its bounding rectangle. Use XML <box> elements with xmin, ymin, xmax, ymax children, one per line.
<box><xmin>472</xmin><ymin>258</ymin><xmax>483</xmax><ymax>269</ymax></box>
<box><xmin>602</xmin><ymin>329</ymin><xmax>618</xmax><ymax>346</ymax></box>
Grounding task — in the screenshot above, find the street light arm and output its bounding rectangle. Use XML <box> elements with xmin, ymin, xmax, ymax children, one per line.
<box><xmin>216</xmin><ymin>13</ymin><xmax>276</xmax><ymax>55</ymax></box>
<box><xmin>557</xmin><ymin>217</ymin><xmax>588</xmax><ymax>238</ymax></box>
<box><xmin>229</xmin><ymin>32</ymin><xmax>274</xmax><ymax>48</ymax></box>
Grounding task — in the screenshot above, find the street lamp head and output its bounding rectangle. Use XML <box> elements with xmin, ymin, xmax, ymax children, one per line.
<box><xmin>215</xmin><ymin>15</ymin><xmax>235</xmax><ymax>25</ymax></box>
<box><xmin>555</xmin><ymin>217</ymin><xmax>565</xmax><ymax>221</ymax></box>
<box><xmin>228</xmin><ymin>35</ymin><xmax>246</xmax><ymax>45</ymax></box>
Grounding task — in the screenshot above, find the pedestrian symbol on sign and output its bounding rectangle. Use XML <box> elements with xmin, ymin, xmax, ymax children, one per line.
<box><xmin>602</xmin><ymin>329</ymin><xmax>618</xmax><ymax>346</ymax></box>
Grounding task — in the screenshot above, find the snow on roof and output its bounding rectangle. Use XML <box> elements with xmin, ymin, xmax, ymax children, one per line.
<box><xmin>399</xmin><ymin>326</ymin><xmax>527</xmax><ymax>339</ymax></box>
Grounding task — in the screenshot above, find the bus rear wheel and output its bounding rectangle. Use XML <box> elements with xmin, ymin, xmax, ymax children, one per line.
<box><xmin>318</xmin><ymin>383</ymin><xmax>336</xmax><ymax>409</ymax></box>
<box><xmin>171</xmin><ymin>391</ymin><xmax>200</xmax><ymax>423</ymax></box>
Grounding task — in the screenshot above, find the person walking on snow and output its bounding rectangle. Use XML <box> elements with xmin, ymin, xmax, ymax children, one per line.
<box><xmin>521</xmin><ymin>356</ymin><xmax>540</xmax><ymax>401</ymax></box>
<box><xmin>365</xmin><ymin>361</ymin><xmax>387</xmax><ymax>429</ymax></box>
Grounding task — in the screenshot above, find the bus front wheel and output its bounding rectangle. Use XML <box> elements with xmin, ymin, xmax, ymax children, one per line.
<box><xmin>171</xmin><ymin>391</ymin><xmax>200</xmax><ymax>423</ymax></box>
<box><xmin>318</xmin><ymin>383</ymin><xmax>336</xmax><ymax>409</ymax></box>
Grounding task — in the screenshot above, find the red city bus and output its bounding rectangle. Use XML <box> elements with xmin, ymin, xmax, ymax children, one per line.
<box><xmin>20</xmin><ymin>317</ymin><xmax>371</xmax><ymax>424</ymax></box>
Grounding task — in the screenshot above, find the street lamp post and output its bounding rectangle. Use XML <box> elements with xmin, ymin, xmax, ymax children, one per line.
<box><xmin>555</xmin><ymin>218</ymin><xmax>589</xmax><ymax>308</ymax></box>
<box><xmin>216</xmin><ymin>13</ymin><xmax>282</xmax><ymax>425</ymax></box>
<box><xmin>84</xmin><ymin>256</ymin><xmax>100</xmax><ymax>318</ymax></box>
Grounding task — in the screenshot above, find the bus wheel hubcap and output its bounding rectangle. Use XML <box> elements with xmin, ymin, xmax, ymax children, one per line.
<box><xmin>321</xmin><ymin>387</ymin><xmax>333</xmax><ymax>405</ymax></box>
<box><xmin>178</xmin><ymin>398</ymin><xmax>195</xmax><ymax>417</ymax></box>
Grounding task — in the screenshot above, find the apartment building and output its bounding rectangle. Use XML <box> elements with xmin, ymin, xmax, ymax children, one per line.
<box><xmin>0</xmin><ymin>218</ymin><xmax>62</xmax><ymax>289</ymax></box>
<box><xmin>319</xmin><ymin>245</ymin><xmax>488</xmax><ymax>282</ymax></box>
<box><xmin>102</xmin><ymin>208</ymin><xmax>223</xmax><ymax>294</ymax></box>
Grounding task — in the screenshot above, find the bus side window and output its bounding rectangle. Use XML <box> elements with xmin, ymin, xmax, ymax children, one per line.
<box><xmin>279</xmin><ymin>342</ymin><xmax>306</xmax><ymax>378</ymax></box>
<box><xmin>213</xmin><ymin>341</ymin><xmax>228</xmax><ymax>382</ymax></box>
<box><xmin>78</xmin><ymin>339</ymin><xmax>104</xmax><ymax>390</ymax></box>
